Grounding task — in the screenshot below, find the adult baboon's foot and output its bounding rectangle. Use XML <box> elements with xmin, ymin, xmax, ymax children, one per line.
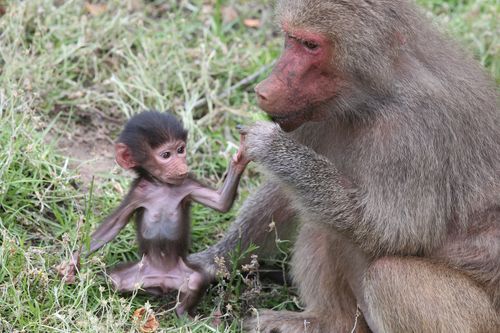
<box><xmin>187</xmin><ymin>247</ymin><xmax>219</xmax><ymax>282</ymax></box>
<box><xmin>243</xmin><ymin>310</ymin><xmax>320</xmax><ymax>333</ymax></box>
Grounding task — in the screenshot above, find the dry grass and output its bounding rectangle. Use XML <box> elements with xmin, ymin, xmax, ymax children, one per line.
<box><xmin>0</xmin><ymin>0</ymin><xmax>497</xmax><ymax>332</ymax></box>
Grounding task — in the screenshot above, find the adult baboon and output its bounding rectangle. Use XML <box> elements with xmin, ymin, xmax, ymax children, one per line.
<box><xmin>192</xmin><ymin>0</ymin><xmax>499</xmax><ymax>331</ymax></box>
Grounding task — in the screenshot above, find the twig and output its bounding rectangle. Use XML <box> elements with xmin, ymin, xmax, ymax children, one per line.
<box><xmin>350</xmin><ymin>306</ymin><xmax>362</xmax><ymax>333</ymax></box>
<box><xmin>192</xmin><ymin>60</ymin><xmax>277</xmax><ymax>110</ymax></box>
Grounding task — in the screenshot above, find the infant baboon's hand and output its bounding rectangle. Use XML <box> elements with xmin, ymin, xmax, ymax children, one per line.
<box><xmin>232</xmin><ymin>125</ymin><xmax>252</xmax><ymax>171</ymax></box>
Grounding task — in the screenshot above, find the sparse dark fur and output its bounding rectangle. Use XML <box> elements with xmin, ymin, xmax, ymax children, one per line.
<box><xmin>60</xmin><ymin>111</ymin><xmax>249</xmax><ymax>316</ymax></box>
<box><xmin>118</xmin><ymin>111</ymin><xmax>187</xmax><ymax>164</ymax></box>
<box><xmin>190</xmin><ymin>0</ymin><xmax>500</xmax><ymax>332</ymax></box>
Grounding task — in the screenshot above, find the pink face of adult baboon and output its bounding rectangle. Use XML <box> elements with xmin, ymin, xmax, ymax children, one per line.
<box><xmin>255</xmin><ymin>25</ymin><xmax>343</xmax><ymax>132</ymax></box>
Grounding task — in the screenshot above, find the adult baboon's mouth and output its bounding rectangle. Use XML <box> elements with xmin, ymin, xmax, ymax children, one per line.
<box><xmin>269</xmin><ymin>109</ymin><xmax>310</xmax><ymax>132</ymax></box>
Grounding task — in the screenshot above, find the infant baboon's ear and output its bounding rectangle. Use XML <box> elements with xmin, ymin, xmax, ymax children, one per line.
<box><xmin>115</xmin><ymin>143</ymin><xmax>136</xmax><ymax>169</ymax></box>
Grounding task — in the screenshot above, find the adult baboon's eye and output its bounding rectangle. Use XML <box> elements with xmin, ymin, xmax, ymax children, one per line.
<box><xmin>161</xmin><ymin>152</ymin><xmax>171</xmax><ymax>159</ymax></box>
<box><xmin>302</xmin><ymin>40</ymin><xmax>319</xmax><ymax>50</ymax></box>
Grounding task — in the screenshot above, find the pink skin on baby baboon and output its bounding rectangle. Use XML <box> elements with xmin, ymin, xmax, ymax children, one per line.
<box><xmin>58</xmin><ymin>111</ymin><xmax>249</xmax><ymax>316</ymax></box>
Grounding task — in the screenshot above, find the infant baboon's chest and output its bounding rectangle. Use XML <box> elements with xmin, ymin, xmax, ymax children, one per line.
<box><xmin>139</xmin><ymin>186</ymin><xmax>188</xmax><ymax>241</ymax></box>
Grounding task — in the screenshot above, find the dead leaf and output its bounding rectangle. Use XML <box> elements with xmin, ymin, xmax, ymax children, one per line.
<box><xmin>243</xmin><ymin>18</ymin><xmax>261</xmax><ymax>28</ymax></box>
<box><xmin>84</xmin><ymin>2</ymin><xmax>108</xmax><ymax>16</ymax></box>
<box><xmin>67</xmin><ymin>91</ymin><xmax>84</xmax><ymax>100</ymax></box>
<box><xmin>222</xmin><ymin>6</ymin><xmax>238</xmax><ymax>23</ymax></box>
<box><xmin>127</xmin><ymin>0</ymin><xmax>143</xmax><ymax>12</ymax></box>
<box><xmin>202</xmin><ymin>4</ymin><xmax>213</xmax><ymax>15</ymax></box>
<box><xmin>132</xmin><ymin>307</ymin><xmax>159</xmax><ymax>333</ymax></box>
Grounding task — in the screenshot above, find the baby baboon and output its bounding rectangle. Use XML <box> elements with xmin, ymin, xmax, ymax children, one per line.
<box><xmin>59</xmin><ymin>111</ymin><xmax>249</xmax><ymax>316</ymax></box>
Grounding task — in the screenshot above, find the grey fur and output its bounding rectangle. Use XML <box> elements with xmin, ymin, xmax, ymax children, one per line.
<box><xmin>191</xmin><ymin>0</ymin><xmax>499</xmax><ymax>331</ymax></box>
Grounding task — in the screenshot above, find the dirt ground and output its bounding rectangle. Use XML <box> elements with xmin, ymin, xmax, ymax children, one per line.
<box><xmin>54</xmin><ymin>108</ymin><xmax>125</xmax><ymax>188</ymax></box>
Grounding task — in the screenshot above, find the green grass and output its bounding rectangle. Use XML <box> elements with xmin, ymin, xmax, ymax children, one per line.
<box><xmin>0</xmin><ymin>0</ymin><xmax>498</xmax><ymax>332</ymax></box>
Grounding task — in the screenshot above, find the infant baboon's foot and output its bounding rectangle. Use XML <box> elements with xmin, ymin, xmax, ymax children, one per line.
<box><xmin>243</xmin><ymin>310</ymin><xmax>320</xmax><ymax>333</ymax></box>
<box><xmin>175</xmin><ymin>271</ymin><xmax>208</xmax><ymax>316</ymax></box>
<box><xmin>108</xmin><ymin>271</ymin><xmax>126</xmax><ymax>291</ymax></box>
<box><xmin>107</xmin><ymin>262</ymin><xmax>143</xmax><ymax>292</ymax></box>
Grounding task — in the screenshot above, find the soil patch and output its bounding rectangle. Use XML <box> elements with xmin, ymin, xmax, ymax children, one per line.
<box><xmin>54</xmin><ymin>108</ymin><xmax>126</xmax><ymax>190</ymax></box>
